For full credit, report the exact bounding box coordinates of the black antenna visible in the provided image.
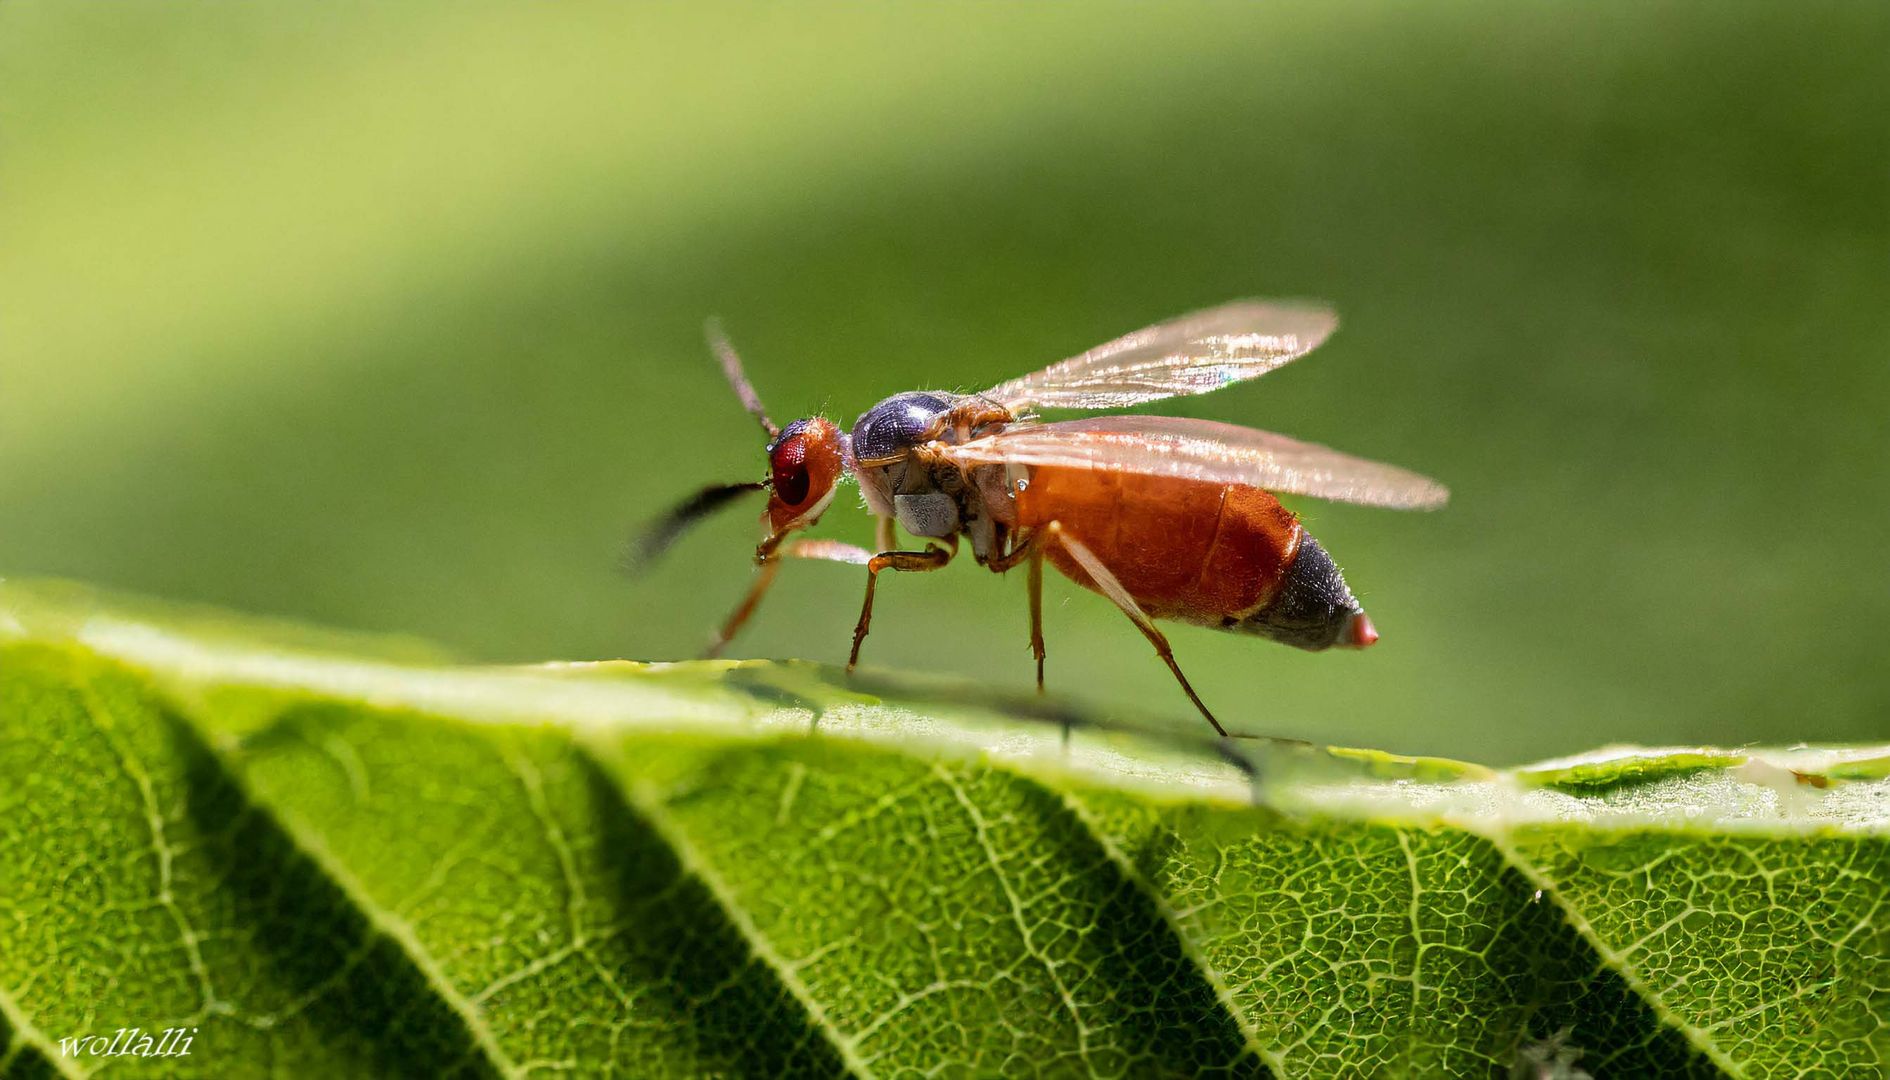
[622,480,767,573]
[705,318,780,439]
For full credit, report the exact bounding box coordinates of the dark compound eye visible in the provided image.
[770,438,811,506]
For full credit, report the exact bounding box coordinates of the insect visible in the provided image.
[632,300,1448,736]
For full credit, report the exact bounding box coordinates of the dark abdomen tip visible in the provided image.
[1238,534,1364,651]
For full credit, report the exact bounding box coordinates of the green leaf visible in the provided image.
[2,581,1886,1077]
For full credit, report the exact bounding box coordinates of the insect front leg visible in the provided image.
[846,538,956,671]
[705,539,873,658]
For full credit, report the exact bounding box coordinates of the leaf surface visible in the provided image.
[1,583,1885,1077]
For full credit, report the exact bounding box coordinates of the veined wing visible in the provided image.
[941,415,1449,510]
[979,300,1338,412]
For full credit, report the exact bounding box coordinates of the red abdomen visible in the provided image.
[1011,467,1304,628]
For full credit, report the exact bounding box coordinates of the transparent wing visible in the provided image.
[941,415,1449,510]
[980,300,1339,411]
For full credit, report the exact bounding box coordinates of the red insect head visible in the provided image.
[766,417,844,532]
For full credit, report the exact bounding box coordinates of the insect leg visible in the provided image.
[1028,538,1046,693]
[1041,521,1228,738]
[704,558,781,659]
[704,539,874,658]
[977,531,1049,694]
[847,541,955,671]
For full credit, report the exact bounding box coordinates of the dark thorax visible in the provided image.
[848,391,1015,562]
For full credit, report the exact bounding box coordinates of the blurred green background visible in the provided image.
[3,2,1885,763]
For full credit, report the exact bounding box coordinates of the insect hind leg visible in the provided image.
[1039,521,1229,738]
